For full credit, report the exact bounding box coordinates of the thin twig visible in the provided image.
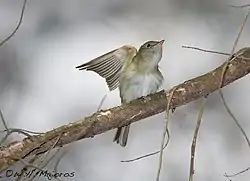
[0,128,38,145]
[0,0,27,48]
[188,98,206,181]
[39,133,62,165]
[219,91,250,147]
[219,8,250,149]
[121,137,170,162]
[0,109,9,133]
[156,87,177,181]
[182,46,230,56]
[97,94,107,111]
[229,4,250,8]
[0,0,28,146]
[182,46,250,60]
[224,167,250,178]
[0,128,42,135]
[0,109,11,145]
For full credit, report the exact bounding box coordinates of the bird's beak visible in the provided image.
[157,40,165,45]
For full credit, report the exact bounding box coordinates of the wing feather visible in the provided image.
[76,45,137,91]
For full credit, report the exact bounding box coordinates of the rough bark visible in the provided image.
[1,47,250,172]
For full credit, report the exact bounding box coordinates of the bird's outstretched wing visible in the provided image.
[76,45,137,91]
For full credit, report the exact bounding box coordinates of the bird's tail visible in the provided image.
[113,125,130,147]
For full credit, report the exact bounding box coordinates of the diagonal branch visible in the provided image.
[1,47,250,172]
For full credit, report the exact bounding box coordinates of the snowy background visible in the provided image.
[0,0,250,180]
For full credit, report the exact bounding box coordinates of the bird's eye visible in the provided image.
[146,43,151,48]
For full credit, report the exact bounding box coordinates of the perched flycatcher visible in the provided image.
[76,40,164,147]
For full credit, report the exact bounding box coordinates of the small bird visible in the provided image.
[76,40,164,147]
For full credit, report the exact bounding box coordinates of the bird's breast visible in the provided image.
[119,72,163,103]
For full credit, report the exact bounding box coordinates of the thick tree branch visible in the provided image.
[1,47,250,172]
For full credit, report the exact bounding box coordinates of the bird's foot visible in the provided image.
[141,96,150,102]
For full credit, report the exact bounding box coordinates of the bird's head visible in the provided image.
[138,40,164,65]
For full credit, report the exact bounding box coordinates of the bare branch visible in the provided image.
[0,109,10,145]
[1,47,250,172]
[188,98,206,181]
[182,46,230,56]
[224,167,250,178]
[121,133,170,162]
[97,94,107,111]
[0,110,36,146]
[0,128,42,135]
[0,110,9,134]
[156,87,177,181]
[220,91,250,147]
[0,0,27,48]
[229,4,250,8]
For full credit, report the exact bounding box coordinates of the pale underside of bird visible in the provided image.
[76,40,164,147]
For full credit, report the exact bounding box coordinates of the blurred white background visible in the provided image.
[0,0,250,180]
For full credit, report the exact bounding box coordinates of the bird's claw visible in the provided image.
[141,96,150,102]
